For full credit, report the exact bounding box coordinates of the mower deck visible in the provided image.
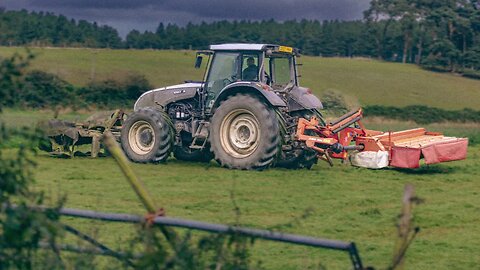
[357,128,469,168]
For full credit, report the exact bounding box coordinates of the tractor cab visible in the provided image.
[195,43,301,108]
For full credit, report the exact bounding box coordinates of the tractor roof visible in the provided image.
[209,43,299,55]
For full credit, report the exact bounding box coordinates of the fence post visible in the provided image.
[390,184,419,270]
[102,131,178,243]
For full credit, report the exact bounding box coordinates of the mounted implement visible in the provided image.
[296,108,468,169]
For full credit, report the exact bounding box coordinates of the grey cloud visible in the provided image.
[19,0,369,20]
[2,0,370,37]
[162,0,369,21]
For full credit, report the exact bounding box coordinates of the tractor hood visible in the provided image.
[134,82,203,111]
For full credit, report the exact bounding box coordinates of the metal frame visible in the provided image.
[7,204,364,269]
[61,207,364,270]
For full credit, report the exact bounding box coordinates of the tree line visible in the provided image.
[1,0,479,75]
[0,8,122,48]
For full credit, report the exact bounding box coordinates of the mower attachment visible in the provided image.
[295,108,468,169]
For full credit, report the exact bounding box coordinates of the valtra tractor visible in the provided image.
[41,43,468,169]
[118,43,468,170]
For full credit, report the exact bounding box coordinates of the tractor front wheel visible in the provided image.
[120,107,172,163]
[209,94,280,170]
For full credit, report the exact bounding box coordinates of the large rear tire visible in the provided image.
[120,107,172,163]
[209,94,280,170]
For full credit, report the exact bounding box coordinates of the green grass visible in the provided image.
[0,108,91,129]
[25,145,480,270]
[2,109,479,269]
[1,47,479,110]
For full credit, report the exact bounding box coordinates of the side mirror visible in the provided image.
[194,56,203,69]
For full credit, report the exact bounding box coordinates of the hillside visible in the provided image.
[1,47,479,110]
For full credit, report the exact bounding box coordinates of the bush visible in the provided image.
[0,54,64,268]
[80,79,126,107]
[0,52,34,108]
[22,70,75,110]
[461,69,480,80]
[124,73,151,100]
[320,89,359,116]
[79,73,151,107]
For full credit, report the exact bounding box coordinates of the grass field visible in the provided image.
[26,140,480,269]
[1,109,480,269]
[1,47,480,110]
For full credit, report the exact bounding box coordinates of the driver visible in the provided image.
[242,57,258,81]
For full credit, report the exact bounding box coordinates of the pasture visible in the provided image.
[2,109,480,269]
[29,139,480,269]
[1,47,480,110]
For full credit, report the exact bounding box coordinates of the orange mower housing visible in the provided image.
[295,108,468,169]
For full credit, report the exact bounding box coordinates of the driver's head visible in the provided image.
[247,57,255,67]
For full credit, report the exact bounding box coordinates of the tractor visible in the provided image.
[121,43,326,170]
[121,43,468,170]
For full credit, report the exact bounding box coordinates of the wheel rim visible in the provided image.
[219,109,260,158]
[128,120,155,155]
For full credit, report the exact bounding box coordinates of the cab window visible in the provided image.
[264,55,294,89]
[273,57,292,86]
[241,54,259,81]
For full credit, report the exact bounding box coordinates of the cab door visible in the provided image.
[205,52,240,108]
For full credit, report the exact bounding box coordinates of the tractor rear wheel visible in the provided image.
[120,107,172,163]
[209,94,280,170]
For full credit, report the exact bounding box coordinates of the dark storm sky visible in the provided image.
[2,0,371,37]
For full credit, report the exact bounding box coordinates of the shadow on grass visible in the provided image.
[166,158,219,170]
[389,164,457,175]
